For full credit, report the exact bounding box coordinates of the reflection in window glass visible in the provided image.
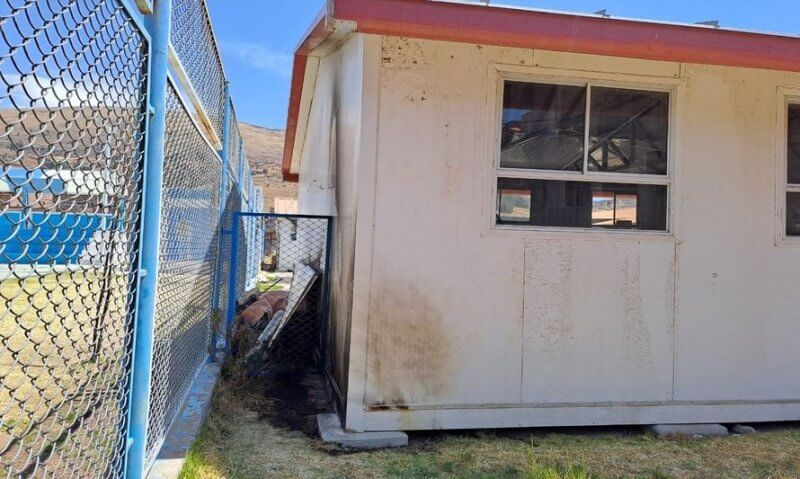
[789,105,800,184]
[787,193,800,236]
[497,187,531,223]
[589,87,669,175]
[501,82,586,171]
[496,178,667,231]
[591,192,638,228]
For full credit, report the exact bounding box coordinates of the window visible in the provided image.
[496,80,671,231]
[786,104,800,236]
[497,179,667,230]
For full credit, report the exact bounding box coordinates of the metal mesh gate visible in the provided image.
[227,214,332,370]
[0,0,148,477]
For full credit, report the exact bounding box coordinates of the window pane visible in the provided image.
[497,186,531,223]
[592,192,638,228]
[496,178,668,231]
[787,192,800,236]
[588,87,669,175]
[788,105,800,184]
[501,82,586,171]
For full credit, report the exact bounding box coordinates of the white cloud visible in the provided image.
[222,41,293,77]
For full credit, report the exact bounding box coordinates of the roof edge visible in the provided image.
[284,0,800,183]
[282,9,332,182]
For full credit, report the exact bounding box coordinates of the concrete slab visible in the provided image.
[648,423,729,437]
[148,362,221,479]
[317,413,408,449]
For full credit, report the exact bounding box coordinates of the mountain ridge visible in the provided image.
[240,122,296,210]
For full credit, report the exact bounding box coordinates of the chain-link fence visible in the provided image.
[144,80,222,467]
[227,101,243,183]
[0,0,148,476]
[217,177,239,325]
[244,192,263,292]
[0,0,263,478]
[170,0,226,140]
[227,214,332,372]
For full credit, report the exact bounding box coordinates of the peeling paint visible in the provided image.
[619,250,655,380]
[525,240,575,357]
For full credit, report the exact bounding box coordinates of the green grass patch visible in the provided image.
[256,272,289,292]
[180,370,800,479]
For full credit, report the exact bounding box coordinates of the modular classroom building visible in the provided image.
[283,0,800,433]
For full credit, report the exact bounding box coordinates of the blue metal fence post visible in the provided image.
[210,83,231,359]
[125,0,171,477]
[224,211,241,348]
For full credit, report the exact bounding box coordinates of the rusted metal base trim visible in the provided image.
[363,401,800,432]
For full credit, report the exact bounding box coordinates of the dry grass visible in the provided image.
[181,372,800,479]
[0,271,131,475]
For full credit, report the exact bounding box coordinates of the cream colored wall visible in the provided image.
[673,66,800,401]
[344,36,800,431]
[297,34,379,407]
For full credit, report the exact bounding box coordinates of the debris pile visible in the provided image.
[231,263,321,375]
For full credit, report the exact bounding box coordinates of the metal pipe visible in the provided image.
[224,211,241,355]
[125,0,171,476]
[210,82,232,360]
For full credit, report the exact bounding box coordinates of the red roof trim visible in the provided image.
[284,0,800,182]
[282,11,332,182]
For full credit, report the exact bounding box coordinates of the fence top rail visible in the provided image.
[166,74,224,166]
[167,45,223,149]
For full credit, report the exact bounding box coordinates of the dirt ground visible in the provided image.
[179,363,800,479]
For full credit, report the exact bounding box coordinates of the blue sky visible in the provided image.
[206,0,800,129]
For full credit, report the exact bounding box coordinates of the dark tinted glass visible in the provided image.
[788,105,800,184]
[588,87,669,175]
[787,193,800,236]
[501,82,586,171]
[497,178,668,231]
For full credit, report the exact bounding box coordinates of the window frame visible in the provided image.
[776,88,800,245]
[490,69,677,236]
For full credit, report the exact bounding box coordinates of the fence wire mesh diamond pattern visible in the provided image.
[218,178,239,321]
[144,82,222,467]
[170,0,226,139]
[227,101,242,182]
[0,0,148,476]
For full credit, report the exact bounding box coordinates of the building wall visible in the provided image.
[345,36,800,431]
[296,34,376,409]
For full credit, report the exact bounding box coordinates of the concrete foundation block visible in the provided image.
[648,423,729,437]
[317,413,408,449]
[732,424,758,435]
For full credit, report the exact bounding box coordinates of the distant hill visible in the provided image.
[239,123,297,210]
